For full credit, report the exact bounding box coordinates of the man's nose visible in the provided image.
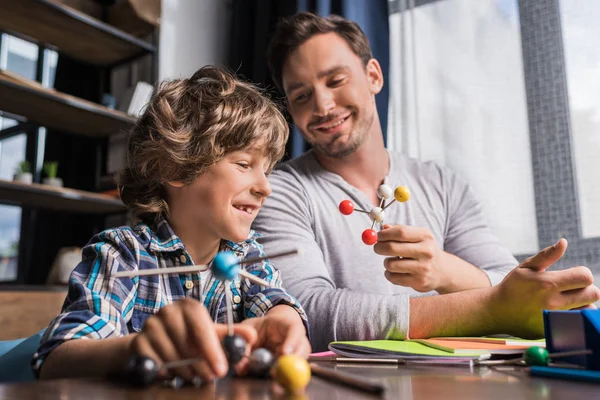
[313,90,335,117]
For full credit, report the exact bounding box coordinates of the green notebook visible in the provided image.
[329,340,491,361]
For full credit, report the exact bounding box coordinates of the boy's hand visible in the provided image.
[491,238,600,338]
[241,305,311,359]
[130,298,257,382]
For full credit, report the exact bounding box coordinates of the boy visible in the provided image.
[33,66,311,382]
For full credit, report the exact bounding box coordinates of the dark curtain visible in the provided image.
[229,0,390,159]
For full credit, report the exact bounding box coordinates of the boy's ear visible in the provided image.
[366,58,383,95]
[166,181,185,188]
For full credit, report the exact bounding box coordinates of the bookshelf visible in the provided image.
[0,0,156,66]
[0,0,158,284]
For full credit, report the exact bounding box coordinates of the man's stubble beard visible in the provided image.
[313,109,375,159]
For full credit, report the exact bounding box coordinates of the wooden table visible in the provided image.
[0,361,597,399]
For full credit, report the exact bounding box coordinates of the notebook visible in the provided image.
[427,337,545,346]
[414,338,545,355]
[328,340,491,362]
[328,337,545,361]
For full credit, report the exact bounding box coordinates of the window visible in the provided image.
[0,130,27,181]
[0,205,21,281]
[388,0,600,280]
[560,0,600,238]
[388,0,538,255]
[0,34,39,80]
[0,33,56,282]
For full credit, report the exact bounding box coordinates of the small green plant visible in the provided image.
[15,160,31,174]
[43,161,59,178]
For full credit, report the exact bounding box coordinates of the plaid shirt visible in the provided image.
[32,218,307,374]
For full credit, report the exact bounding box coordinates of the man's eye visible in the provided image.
[330,78,344,86]
[295,93,308,102]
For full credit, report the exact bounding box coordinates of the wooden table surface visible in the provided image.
[0,361,597,399]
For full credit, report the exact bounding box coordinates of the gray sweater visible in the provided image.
[253,150,518,351]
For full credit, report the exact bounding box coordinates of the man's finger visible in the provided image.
[384,270,416,287]
[374,240,422,258]
[546,266,594,291]
[383,257,421,274]
[519,238,568,271]
[377,224,431,244]
[559,285,600,310]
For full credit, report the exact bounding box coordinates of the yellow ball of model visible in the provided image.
[274,354,311,394]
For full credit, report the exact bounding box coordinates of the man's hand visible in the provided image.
[375,224,490,293]
[130,298,257,382]
[241,305,311,359]
[490,238,600,338]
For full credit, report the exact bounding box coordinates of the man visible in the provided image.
[252,12,599,351]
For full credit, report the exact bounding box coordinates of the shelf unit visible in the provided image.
[0,0,156,66]
[0,0,158,284]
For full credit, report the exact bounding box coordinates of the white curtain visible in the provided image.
[560,0,600,239]
[387,0,539,255]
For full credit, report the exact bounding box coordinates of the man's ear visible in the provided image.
[166,181,185,188]
[366,58,384,95]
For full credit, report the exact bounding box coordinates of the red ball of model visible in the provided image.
[339,200,354,215]
[361,229,378,245]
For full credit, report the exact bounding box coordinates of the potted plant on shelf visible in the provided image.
[13,160,32,184]
[42,161,63,187]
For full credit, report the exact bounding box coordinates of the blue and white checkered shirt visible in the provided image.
[32,217,307,374]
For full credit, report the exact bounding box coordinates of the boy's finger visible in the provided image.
[144,316,192,381]
[519,238,568,271]
[130,335,167,379]
[182,301,229,378]
[214,323,258,346]
[280,323,306,357]
[298,339,312,358]
[157,306,198,380]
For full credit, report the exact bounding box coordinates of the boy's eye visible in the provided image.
[236,162,250,169]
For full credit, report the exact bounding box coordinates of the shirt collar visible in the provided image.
[139,215,260,256]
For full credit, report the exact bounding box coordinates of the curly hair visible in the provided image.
[117,65,289,225]
[267,12,373,94]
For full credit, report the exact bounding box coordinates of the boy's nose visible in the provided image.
[252,172,271,198]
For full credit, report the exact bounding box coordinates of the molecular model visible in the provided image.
[115,249,311,394]
[339,184,410,245]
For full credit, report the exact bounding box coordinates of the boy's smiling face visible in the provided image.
[166,146,272,245]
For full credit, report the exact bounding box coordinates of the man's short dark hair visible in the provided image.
[267,12,373,94]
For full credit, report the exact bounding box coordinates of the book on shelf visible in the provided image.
[119,81,154,117]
